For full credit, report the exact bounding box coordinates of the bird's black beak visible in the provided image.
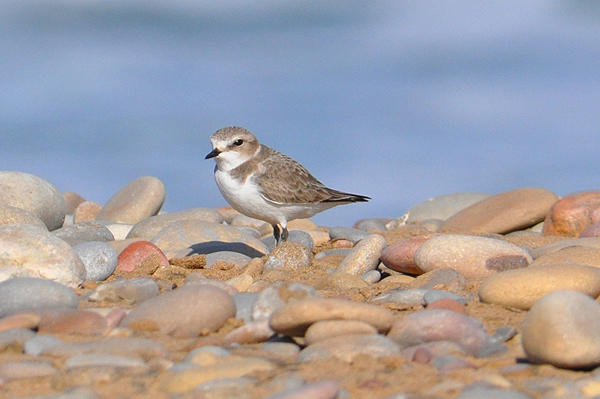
[205,148,221,159]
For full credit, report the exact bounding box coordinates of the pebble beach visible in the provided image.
[3,171,600,398]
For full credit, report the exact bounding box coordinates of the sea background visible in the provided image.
[2,0,599,227]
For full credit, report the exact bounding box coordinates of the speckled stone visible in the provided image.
[73,201,103,223]
[96,176,166,224]
[120,284,235,338]
[0,171,67,231]
[522,290,600,369]
[53,221,115,246]
[479,263,600,310]
[73,241,118,281]
[264,241,312,271]
[414,234,532,278]
[543,191,600,237]
[0,224,86,287]
[441,187,559,234]
[0,204,47,229]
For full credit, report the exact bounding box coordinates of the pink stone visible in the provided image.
[543,191,600,237]
[73,201,102,223]
[580,221,600,238]
[117,241,169,272]
[426,298,467,315]
[380,234,440,275]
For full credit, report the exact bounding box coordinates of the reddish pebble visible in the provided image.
[580,221,600,237]
[38,309,107,335]
[333,239,354,249]
[412,347,432,364]
[117,241,169,272]
[105,308,128,328]
[379,234,440,275]
[73,200,103,223]
[426,298,467,315]
[543,191,600,237]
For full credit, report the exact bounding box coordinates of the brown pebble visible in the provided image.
[0,313,41,332]
[426,298,467,315]
[38,309,107,335]
[412,348,433,364]
[543,191,600,237]
[73,200,102,223]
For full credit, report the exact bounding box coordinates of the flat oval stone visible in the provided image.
[380,234,440,275]
[269,297,395,336]
[304,320,378,345]
[0,277,79,318]
[96,176,166,224]
[0,204,47,229]
[543,191,600,237]
[73,241,118,281]
[0,171,67,231]
[53,221,115,246]
[337,234,387,275]
[88,278,160,304]
[64,354,147,370]
[297,334,401,363]
[414,234,532,278]
[206,251,251,269]
[314,272,369,290]
[120,285,235,338]
[0,360,58,381]
[38,309,107,335]
[40,337,169,360]
[252,282,321,322]
[387,309,490,355]
[126,207,223,239]
[530,245,600,268]
[522,290,600,369]
[0,224,86,287]
[479,263,600,310]
[151,219,267,258]
[329,226,370,244]
[404,192,491,223]
[441,187,559,234]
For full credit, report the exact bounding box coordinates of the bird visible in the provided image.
[205,126,370,244]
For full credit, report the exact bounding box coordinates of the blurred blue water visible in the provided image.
[1,0,599,226]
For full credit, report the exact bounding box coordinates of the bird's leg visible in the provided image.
[272,224,281,244]
[280,226,289,242]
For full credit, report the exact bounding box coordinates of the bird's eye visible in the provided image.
[233,139,243,146]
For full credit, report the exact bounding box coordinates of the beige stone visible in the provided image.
[304,320,378,345]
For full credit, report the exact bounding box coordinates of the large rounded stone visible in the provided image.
[414,234,532,278]
[442,187,559,234]
[0,277,79,318]
[269,297,395,336]
[380,234,440,275]
[0,171,66,231]
[543,191,600,237]
[96,176,166,224]
[0,224,86,287]
[264,242,312,271]
[404,192,491,223]
[0,204,47,229]
[73,241,118,281]
[126,207,224,239]
[120,285,235,338]
[522,290,600,369]
[530,246,600,268]
[479,263,600,310]
[151,219,267,258]
[52,221,114,246]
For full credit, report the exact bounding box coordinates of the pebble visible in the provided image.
[478,263,600,310]
[522,290,600,369]
[403,192,491,223]
[0,171,67,231]
[542,191,600,237]
[206,251,251,268]
[37,309,107,335]
[126,207,223,239]
[380,234,440,275]
[63,191,86,214]
[252,282,321,322]
[116,240,169,272]
[412,268,467,292]
[73,241,118,281]
[0,328,36,351]
[354,218,390,233]
[441,187,559,234]
[426,298,467,314]
[264,381,340,399]
[151,219,267,258]
[40,337,169,360]
[414,234,532,278]
[329,226,370,244]
[0,312,41,332]
[371,288,429,309]
[304,320,378,345]
[314,272,369,290]
[64,354,147,371]
[361,269,381,284]
[529,236,600,259]
[314,248,352,259]
[232,292,258,322]
[73,200,102,223]
[53,221,115,246]
[0,277,79,317]
[387,309,492,356]
[0,224,87,287]
[264,241,313,271]
[87,278,159,304]
[456,387,533,399]
[337,234,386,275]
[231,214,273,236]
[120,284,236,338]
[223,319,275,345]
[96,176,166,224]
[530,245,600,268]
[287,229,314,250]
[226,274,254,291]
[580,221,600,237]
[423,290,470,305]
[102,222,133,240]
[24,335,64,356]
[269,297,395,336]
[0,203,48,229]
[0,360,58,381]
[297,334,401,362]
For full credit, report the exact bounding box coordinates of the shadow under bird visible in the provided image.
[205,126,370,244]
